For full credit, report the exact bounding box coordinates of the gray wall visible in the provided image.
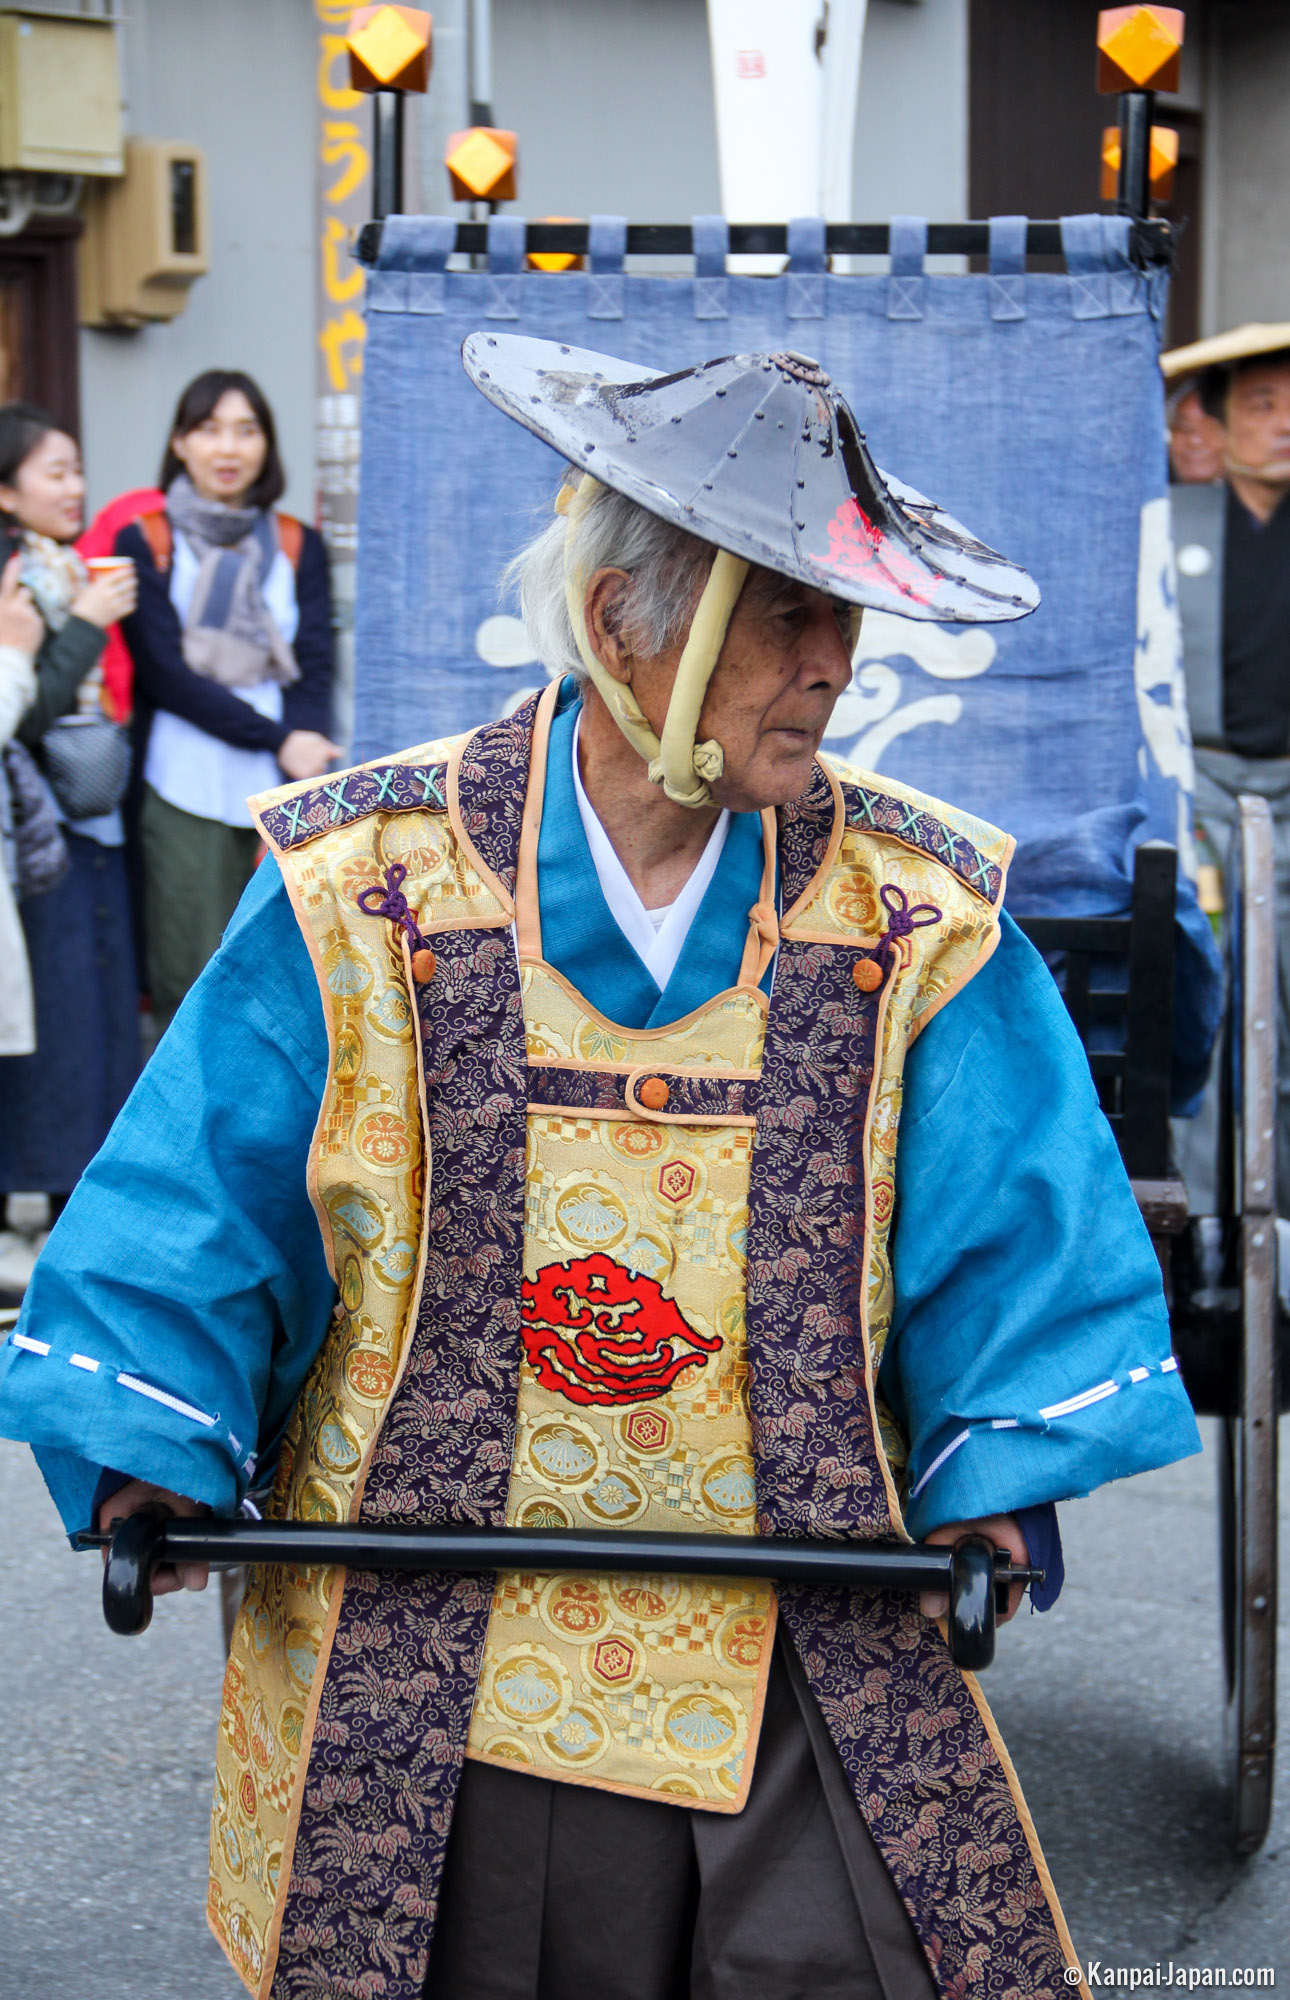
[853,0,967,239]
[1204,0,1290,330]
[484,0,966,242]
[490,0,720,224]
[78,0,317,518]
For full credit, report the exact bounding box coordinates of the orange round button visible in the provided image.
[411,948,437,984]
[852,957,883,993]
[638,1077,670,1110]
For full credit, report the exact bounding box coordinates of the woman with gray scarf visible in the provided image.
[116,370,339,1026]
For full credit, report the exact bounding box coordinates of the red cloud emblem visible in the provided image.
[815,498,947,607]
[521,1252,721,1408]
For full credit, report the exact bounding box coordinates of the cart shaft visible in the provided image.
[84,1513,1041,1671]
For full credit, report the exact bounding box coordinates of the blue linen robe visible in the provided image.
[0,703,1200,1556]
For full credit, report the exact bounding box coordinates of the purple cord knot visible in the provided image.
[357,863,430,953]
[879,882,942,961]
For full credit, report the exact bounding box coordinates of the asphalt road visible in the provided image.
[0,1421,1284,1998]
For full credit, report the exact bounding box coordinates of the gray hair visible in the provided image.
[500,474,712,681]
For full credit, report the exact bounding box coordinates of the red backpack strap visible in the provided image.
[136,508,172,574]
[275,512,304,571]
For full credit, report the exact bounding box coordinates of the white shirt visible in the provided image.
[144,532,299,828]
[570,711,729,991]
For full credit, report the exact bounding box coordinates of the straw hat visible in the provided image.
[1161,322,1290,380]
[463,332,1037,808]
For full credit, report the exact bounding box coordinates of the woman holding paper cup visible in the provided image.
[0,402,141,1234]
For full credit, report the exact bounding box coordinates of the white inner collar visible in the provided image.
[571,710,730,991]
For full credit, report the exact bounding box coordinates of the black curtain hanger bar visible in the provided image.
[356,217,1171,267]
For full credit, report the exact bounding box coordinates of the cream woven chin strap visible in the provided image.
[559,475,750,810]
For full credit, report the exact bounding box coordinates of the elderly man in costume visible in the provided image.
[0,338,1198,2000]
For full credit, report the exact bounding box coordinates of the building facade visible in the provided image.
[0,0,1281,740]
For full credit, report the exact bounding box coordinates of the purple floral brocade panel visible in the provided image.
[450,698,539,896]
[744,756,888,1537]
[752,771,1067,1997]
[268,716,534,2000]
[744,927,889,1538]
[776,1590,1071,1997]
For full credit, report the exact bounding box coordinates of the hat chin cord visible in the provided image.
[560,476,750,810]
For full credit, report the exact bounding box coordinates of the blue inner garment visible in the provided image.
[536,682,771,1029]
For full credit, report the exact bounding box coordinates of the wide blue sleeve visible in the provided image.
[883,912,1201,1539]
[0,856,334,1534]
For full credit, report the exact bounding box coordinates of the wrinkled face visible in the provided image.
[1169,390,1225,485]
[171,389,268,505]
[0,429,84,541]
[1224,358,1290,481]
[632,565,855,813]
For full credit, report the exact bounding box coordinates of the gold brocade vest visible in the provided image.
[202,689,1087,2000]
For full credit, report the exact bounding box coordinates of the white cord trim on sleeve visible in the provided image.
[908,1426,971,1500]
[2,1326,256,1473]
[1038,1379,1120,1422]
[908,1357,1180,1504]
[115,1373,218,1428]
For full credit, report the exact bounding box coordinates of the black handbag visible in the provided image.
[39,713,131,820]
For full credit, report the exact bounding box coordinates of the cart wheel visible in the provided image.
[1220,795,1279,1854]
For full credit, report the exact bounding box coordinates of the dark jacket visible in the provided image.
[16,616,107,744]
[114,512,335,774]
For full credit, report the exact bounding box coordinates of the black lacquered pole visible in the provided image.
[1117,89,1154,220]
[84,1512,1041,1670]
[371,91,405,221]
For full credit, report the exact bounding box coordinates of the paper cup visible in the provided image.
[86,556,135,579]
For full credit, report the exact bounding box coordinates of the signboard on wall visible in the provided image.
[313,0,372,745]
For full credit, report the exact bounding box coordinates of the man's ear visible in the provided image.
[584,567,634,686]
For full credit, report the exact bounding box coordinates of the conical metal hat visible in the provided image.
[462,331,1038,625]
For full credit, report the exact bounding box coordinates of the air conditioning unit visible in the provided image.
[79,137,208,328]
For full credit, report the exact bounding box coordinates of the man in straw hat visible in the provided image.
[1163,322,1290,1214]
[0,337,1198,1999]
